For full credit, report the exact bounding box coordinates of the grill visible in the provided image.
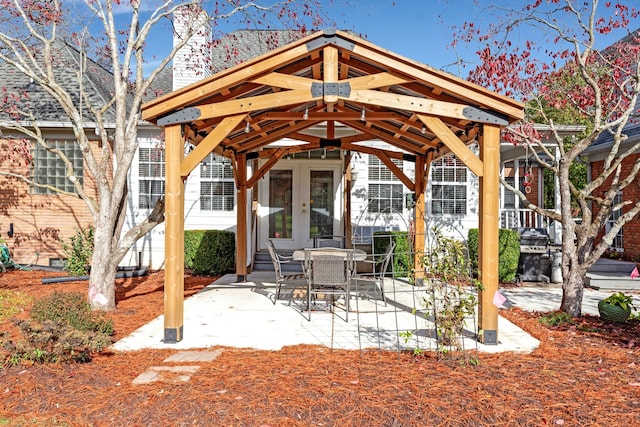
[517,228,550,282]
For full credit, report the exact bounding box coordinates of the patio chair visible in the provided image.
[313,235,346,248]
[266,239,302,304]
[304,249,353,321]
[355,241,395,305]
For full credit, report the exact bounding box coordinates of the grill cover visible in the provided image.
[517,228,549,248]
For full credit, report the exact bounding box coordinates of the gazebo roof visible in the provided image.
[150,28,524,346]
[142,29,523,164]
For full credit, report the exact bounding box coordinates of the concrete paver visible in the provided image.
[163,350,223,363]
[132,366,200,385]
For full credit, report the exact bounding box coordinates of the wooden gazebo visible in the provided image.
[141,29,524,345]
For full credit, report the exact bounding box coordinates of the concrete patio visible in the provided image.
[113,271,608,355]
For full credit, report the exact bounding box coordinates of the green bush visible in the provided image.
[184,230,235,275]
[467,228,520,282]
[373,231,411,276]
[1,291,113,365]
[31,291,113,335]
[60,225,94,275]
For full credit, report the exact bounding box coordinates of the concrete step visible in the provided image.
[253,250,303,273]
[583,258,640,291]
[585,272,640,291]
[589,258,638,274]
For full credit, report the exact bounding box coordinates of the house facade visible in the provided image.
[1,24,554,271]
[125,26,564,271]
[586,122,640,261]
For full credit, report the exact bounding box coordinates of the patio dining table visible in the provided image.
[291,247,368,262]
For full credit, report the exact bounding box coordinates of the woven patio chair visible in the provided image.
[266,239,303,304]
[304,249,354,321]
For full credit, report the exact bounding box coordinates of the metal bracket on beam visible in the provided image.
[311,82,351,98]
[462,107,508,126]
[157,107,202,126]
[306,29,355,52]
[402,153,417,162]
[319,138,341,148]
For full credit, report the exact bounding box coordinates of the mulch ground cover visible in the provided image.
[1,269,640,426]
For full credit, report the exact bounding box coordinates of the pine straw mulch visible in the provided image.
[1,270,640,426]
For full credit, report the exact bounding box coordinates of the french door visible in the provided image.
[260,161,342,250]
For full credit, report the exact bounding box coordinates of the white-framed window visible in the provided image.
[200,153,235,211]
[606,192,624,250]
[138,147,165,209]
[431,155,467,215]
[503,176,525,209]
[31,141,83,194]
[367,154,403,214]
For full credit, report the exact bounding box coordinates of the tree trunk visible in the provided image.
[559,261,588,317]
[87,216,121,311]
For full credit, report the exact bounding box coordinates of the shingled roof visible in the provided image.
[587,28,640,153]
[0,41,118,124]
[210,29,311,72]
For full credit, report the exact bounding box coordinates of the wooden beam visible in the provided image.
[342,142,408,160]
[251,73,320,90]
[246,147,287,188]
[418,114,484,177]
[194,89,315,121]
[344,72,410,90]
[180,114,246,177]
[236,153,248,281]
[342,120,427,155]
[323,46,339,105]
[376,150,415,191]
[348,89,500,124]
[164,124,185,343]
[349,43,524,120]
[259,111,405,121]
[478,124,501,345]
[233,120,323,154]
[142,42,313,120]
[365,117,437,150]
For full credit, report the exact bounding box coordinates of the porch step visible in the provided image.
[253,250,303,273]
[585,273,640,291]
[584,259,640,291]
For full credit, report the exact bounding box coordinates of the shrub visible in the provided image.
[539,311,575,327]
[373,231,411,276]
[184,230,235,275]
[1,291,113,365]
[30,291,113,335]
[60,225,94,275]
[421,230,476,353]
[467,228,520,282]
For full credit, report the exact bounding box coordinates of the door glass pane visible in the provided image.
[309,170,334,238]
[269,170,293,238]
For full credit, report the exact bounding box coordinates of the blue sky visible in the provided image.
[121,0,640,78]
[326,0,489,74]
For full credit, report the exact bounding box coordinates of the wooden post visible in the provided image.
[236,153,248,281]
[478,124,500,344]
[164,124,185,343]
[413,154,427,285]
[344,152,353,248]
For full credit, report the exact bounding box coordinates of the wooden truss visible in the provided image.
[142,29,524,345]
